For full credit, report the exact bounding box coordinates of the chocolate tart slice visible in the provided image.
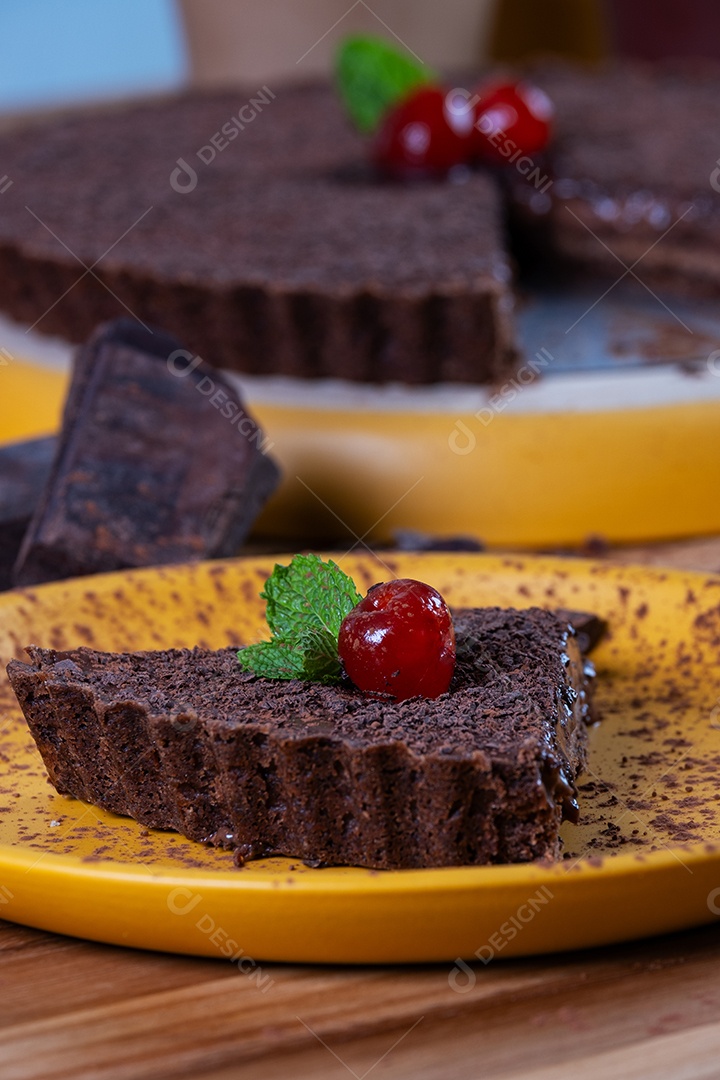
[0,84,518,385]
[12,319,280,587]
[510,62,720,297]
[7,607,594,870]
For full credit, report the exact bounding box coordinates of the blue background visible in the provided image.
[0,0,188,111]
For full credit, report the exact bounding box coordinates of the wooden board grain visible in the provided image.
[2,918,720,1080]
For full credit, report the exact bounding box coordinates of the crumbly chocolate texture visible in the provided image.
[0,438,54,590]
[510,62,720,294]
[0,85,517,384]
[12,319,280,586]
[7,607,594,869]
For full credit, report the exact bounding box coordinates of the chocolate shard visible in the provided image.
[391,529,485,553]
[0,437,56,590]
[555,609,608,655]
[7,607,595,869]
[12,319,280,587]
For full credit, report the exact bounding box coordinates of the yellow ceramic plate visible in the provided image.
[1,552,720,964]
[5,355,720,548]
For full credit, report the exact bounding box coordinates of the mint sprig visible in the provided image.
[336,35,435,134]
[238,554,362,684]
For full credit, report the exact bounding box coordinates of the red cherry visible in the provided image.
[338,578,456,701]
[372,86,475,178]
[471,80,553,163]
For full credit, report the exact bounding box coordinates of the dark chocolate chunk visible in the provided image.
[7,607,595,869]
[391,529,485,553]
[555,609,608,654]
[0,437,55,590]
[13,319,280,586]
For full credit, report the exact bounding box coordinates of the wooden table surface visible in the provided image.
[3,536,720,1080]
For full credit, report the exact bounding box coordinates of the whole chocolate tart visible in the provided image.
[7,607,594,870]
[2,65,720,383]
[0,84,517,385]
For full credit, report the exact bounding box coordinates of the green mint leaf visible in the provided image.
[335,34,435,134]
[294,626,346,683]
[261,554,362,642]
[239,555,363,683]
[238,640,307,681]
[238,629,344,685]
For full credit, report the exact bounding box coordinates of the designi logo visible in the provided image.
[170,158,198,194]
[711,158,720,194]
